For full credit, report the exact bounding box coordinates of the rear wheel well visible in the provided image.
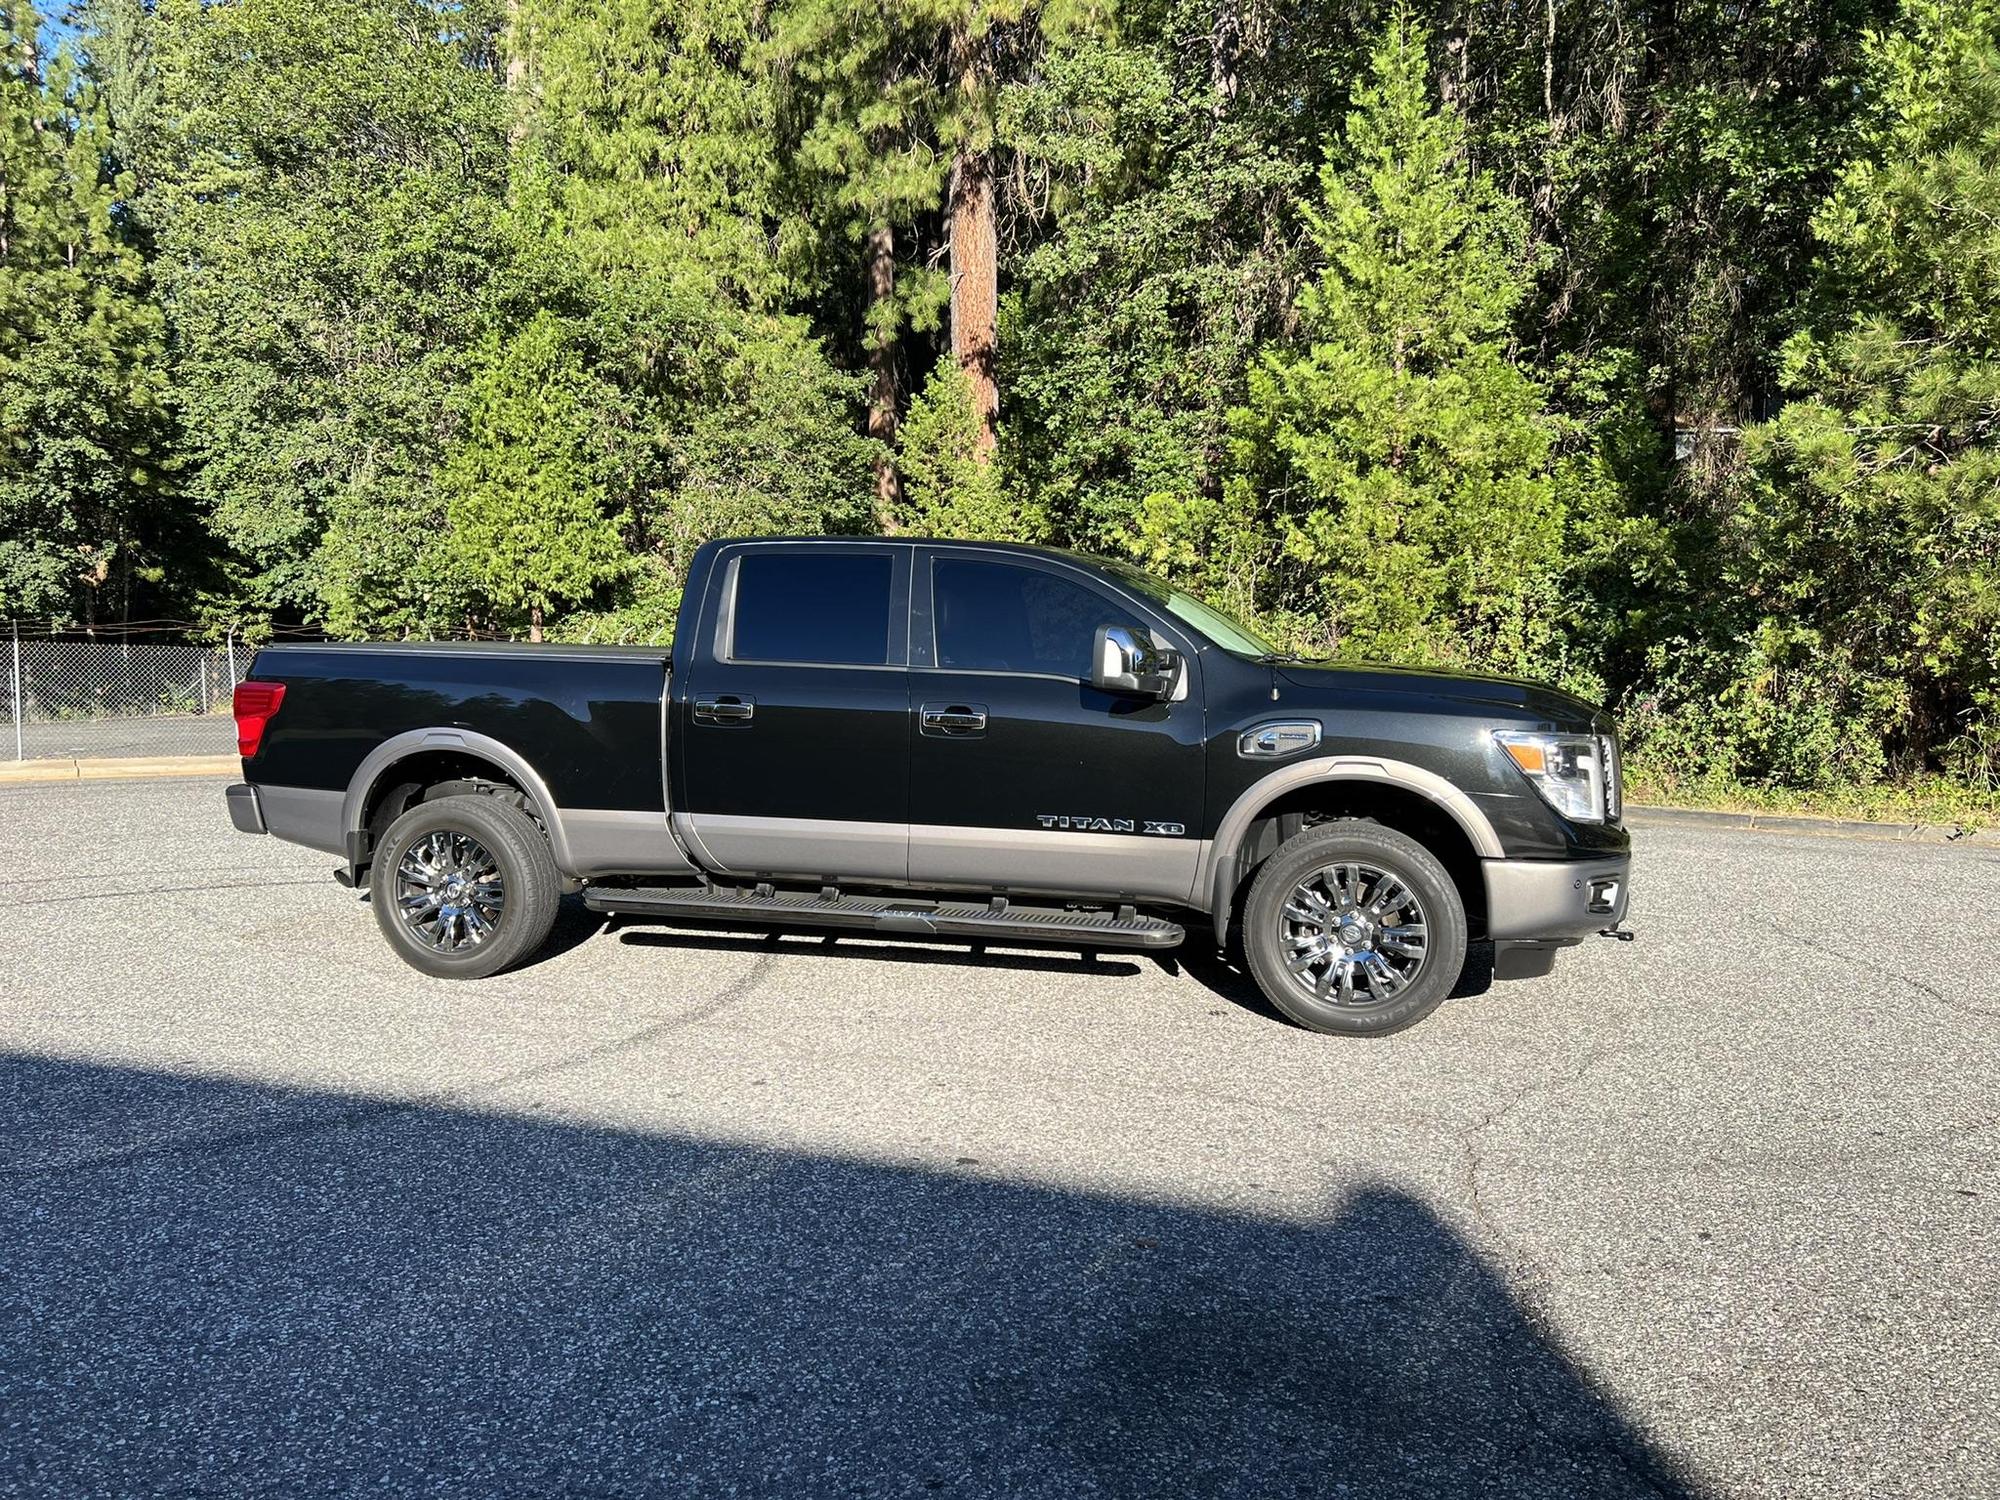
[359,751,544,868]
[1222,782,1487,941]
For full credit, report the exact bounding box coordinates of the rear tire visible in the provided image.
[1242,820,1467,1036]
[371,793,559,979]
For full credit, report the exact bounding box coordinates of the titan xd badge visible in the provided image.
[1036,815,1186,836]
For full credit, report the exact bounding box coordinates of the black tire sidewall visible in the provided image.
[370,794,559,980]
[1242,822,1468,1037]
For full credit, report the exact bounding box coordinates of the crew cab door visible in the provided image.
[674,542,911,882]
[907,549,1205,904]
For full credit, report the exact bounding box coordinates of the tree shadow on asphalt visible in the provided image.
[0,1054,1698,1498]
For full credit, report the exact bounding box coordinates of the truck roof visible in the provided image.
[715,534,1147,580]
[256,641,671,661]
[723,534,1105,560]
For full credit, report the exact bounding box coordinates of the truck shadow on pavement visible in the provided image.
[613,915,1494,1027]
[2,1054,1697,1499]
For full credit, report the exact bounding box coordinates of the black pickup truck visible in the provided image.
[225,537,1631,1035]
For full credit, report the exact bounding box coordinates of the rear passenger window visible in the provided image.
[729,551,894,666]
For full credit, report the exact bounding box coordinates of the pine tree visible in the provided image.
[0,2,168,627]
[895,358,1039,538]
[1732,0,2000,781]
[765,0,1105,508]
[1205,10,1585,674]
[764,0,954,525]
[492,0,877,632]
[443,313,627,640]
[1001,0,1343,555]
[148,0,513,636]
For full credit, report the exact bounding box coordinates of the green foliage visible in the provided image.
[1188,13,1586,679]
[896,360,1036,539]
[1001,0,1340,551]
[1628,0,2000,787]
[494,0,879,590]
[0,4,171,624]
[443,312,628,634]
[147,0,511,635]
[4,0,1998,798]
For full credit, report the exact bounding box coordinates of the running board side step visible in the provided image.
[581,883,1186,951]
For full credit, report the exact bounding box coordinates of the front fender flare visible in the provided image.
[1196,756,1504,942]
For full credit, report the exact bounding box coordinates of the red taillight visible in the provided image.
[233,681,286,758]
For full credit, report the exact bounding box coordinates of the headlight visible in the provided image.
[1494,731,1609,823]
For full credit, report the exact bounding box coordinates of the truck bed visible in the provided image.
[243,643,671,813]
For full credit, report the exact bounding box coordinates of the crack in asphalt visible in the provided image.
[1764,920,2000,1024]
[11,878,333,906]
[466,952,778,1100]
[0,954,776,1180]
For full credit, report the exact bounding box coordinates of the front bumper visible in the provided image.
[1483,854,1630,943]
[225,782,266,835]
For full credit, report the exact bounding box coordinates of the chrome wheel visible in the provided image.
[394,829,504,953]
[1278,861,1429,1007]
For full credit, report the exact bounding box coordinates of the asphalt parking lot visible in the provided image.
[1,779,1993,1498]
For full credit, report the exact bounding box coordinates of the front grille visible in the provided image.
[1602,733,1623,821]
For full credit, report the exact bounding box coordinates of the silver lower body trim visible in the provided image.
[257,784,346,855]
[557,807,696,879]
[911,824,1203,904]
[666,816,1205,903]
[1483,855,1631,941]
[681,813,909,883]
[225,783,266,836]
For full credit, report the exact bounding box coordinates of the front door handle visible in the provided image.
[694,695,755,726]
[920,703,988,737]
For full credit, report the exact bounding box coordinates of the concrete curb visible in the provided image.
[0,754,239,786]
[1625,803,2000,846]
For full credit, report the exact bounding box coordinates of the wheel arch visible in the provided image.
[1200,757,1502,944]
[343,729,573,874]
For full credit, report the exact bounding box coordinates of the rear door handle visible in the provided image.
[920,703,988,736]
[694,695,755,725]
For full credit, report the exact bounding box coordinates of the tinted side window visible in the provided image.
[933,560,1146,677]
[731,552,894,666]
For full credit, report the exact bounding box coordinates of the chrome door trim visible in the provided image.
[918,703,989,737]
[693,695,756,725]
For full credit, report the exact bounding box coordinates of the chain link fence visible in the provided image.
[4,632,248,761]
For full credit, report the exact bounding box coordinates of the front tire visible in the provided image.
[1242,821,1467,1037]
[371,793,559,979]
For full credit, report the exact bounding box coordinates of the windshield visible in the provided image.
[1102,562,1277,656]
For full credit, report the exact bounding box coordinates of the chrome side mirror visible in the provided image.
[1091,624,1182,700]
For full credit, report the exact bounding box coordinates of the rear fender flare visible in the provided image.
[342,728,573,874]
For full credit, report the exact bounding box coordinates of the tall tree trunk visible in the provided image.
[1543,0,1558,132]
[1208,0,1241,121]
[865,221,902,529]
[504,0,529,141]
[948,27,998,458]
[529,603,544,643]
[949,154,998,456]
